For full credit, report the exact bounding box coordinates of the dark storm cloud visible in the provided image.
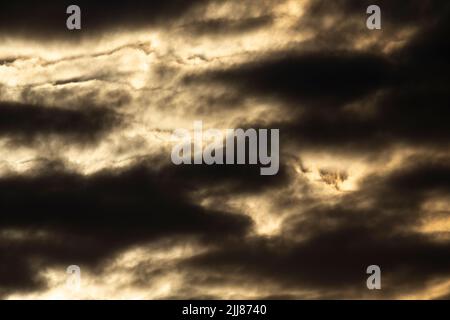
[20,86,132,110]
[275,86,450,152]
[185,3,450,152]
[306,0,449,27]
[184,50,393,107]
[291,1,449,52]
[181,15,273,36]
[184,226,450,298]
[0,238,47,295]
[183,157,450,298]
[0,160,253,296]
[0,0,209,40]
[168,159,290,195]
[0,102,121,145]
[178,2,450,298]
[183,50,393,152]
[396,9,450,65]
[294,7,449,151]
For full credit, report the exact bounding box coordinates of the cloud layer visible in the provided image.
[0,0,449,299]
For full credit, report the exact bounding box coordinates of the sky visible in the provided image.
[0,0,449,299]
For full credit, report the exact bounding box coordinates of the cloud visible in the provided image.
[0,159,253,296]
[1,0,449,299]
[181,15,274,36]
[184,50,393,107]
[0,102,121,145]
[182,5,450,153]
[0,0,209,40]
[182,157,450,298]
